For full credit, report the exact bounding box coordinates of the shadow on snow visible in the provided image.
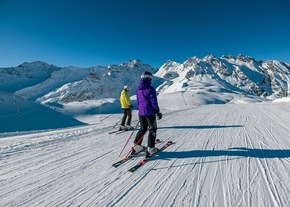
[158,147,290,159]
[158,125,243,130]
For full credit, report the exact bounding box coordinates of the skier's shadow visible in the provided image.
[157,147,290,159]
[158,125,243,130]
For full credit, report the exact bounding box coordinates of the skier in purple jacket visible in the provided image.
[132,71,162,157]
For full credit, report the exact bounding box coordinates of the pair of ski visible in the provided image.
[112,141,173,172]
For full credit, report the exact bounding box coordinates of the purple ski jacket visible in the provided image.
[136,79,160,116]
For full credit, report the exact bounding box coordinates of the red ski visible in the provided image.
[128,141,173,172]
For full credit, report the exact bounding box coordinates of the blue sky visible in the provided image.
[1,0,290,68]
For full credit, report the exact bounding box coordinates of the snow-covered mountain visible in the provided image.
[1,54,290,120]
[1,60,157,116]
[36,60,157,115]
[14,65,108,101]
[156,54,290,99]
[2,55,289,102]
[0,61,61,92]
[37,60,156,104]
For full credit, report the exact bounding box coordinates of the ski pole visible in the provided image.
[119,121,139,157]
[124,122,155,158]
[100,108,122,122]
[113,117,123,129]
[124,131,146,158]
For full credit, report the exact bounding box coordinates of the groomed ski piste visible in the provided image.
[1,94,290,206]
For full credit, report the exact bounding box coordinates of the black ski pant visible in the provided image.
[120,108,132,126]
[134,115,157,148]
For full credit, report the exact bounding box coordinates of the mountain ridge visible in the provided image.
[1,54,290,117]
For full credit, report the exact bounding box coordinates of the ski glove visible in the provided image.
[156,112,162,120]
[130,105,134,109]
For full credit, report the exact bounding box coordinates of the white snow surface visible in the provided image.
[1,57,290,206]
[1,96,290,206]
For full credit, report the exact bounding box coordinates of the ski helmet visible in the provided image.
[124,85,131,90]
[141,71,153,81]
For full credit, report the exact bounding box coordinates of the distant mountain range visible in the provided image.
[156,54,290,98]
[1,54,290,116]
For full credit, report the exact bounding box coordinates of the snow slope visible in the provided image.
[0,92,86,133]
[1,97,290,206]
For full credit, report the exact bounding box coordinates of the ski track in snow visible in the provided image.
[1,102,290,206]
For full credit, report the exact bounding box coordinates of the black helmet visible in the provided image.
[141,71,153,81]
